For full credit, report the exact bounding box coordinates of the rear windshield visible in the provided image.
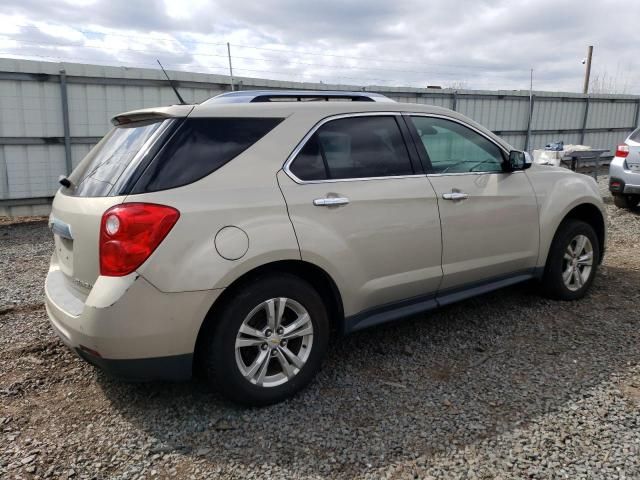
[67,119,168,197]
[629,128,640,143]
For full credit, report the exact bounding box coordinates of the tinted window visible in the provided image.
[630,128,640,143]
[68,119,167,197]
[131,117,283,193]
[290,116,413,180]
[411,117,504,174]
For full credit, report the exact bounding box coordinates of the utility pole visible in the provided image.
[227,42,235,91]
[525,68,534,152]
[583,45,593,95]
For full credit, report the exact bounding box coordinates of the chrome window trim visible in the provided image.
[282,112,423,185]
[427,170,524,177]
[407,113,512,177]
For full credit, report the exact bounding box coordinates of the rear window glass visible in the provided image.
[629,128,640,143]
[289,116,413,181]
[68,119,167,197]
[130,117,283,193]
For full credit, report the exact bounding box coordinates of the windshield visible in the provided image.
[66,119,170,197]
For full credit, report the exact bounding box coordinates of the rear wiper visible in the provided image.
[58,175,73,188]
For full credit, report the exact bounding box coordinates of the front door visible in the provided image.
[278,114,442,318]
[408,115,539,292]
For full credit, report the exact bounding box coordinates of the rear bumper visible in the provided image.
[45,265,222,381]
[75,348,193,381]
[609,157,640,194]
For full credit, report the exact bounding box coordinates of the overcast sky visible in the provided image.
[0,0,638,93]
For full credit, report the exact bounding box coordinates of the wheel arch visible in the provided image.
[545,202,606,267]
[192,259,345,375]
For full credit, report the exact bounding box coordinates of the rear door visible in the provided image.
[407,115,539,293]
[278,113,442,320]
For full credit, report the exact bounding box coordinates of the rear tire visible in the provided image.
[541,219,599,300]
[613,194,640,209]
[202,273,329,406]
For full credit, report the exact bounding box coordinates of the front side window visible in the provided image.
[411,117,505,174]
[289,116,413,181]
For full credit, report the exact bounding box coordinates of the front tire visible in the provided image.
[542,219,600,300]
[202,274,329,406]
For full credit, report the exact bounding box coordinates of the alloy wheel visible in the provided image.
[234,298,314,388]
[562,234,594,291]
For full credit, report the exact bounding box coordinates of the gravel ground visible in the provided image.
[1,175,639,479]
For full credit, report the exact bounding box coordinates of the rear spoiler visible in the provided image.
[111,105,194,126]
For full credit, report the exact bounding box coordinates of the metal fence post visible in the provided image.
[635,98,640,128]
[0,149,8,200]
[59,69,72,175]
[452,91,458,111]
[580,96,590,145]
[524,95,535,152]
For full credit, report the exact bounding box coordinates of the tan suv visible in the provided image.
[45,90,606,405]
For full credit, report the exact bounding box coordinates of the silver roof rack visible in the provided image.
[202,90,395,105]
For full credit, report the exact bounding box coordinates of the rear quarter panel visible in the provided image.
[525,165,606,267]
[127,114,317,293]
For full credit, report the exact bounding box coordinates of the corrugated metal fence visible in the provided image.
[1,58,639,214]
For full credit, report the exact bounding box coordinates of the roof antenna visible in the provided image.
[157,59,186,105]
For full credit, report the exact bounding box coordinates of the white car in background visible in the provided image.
[609,127,640,209]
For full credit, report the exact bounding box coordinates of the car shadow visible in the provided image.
[96,264,640,477]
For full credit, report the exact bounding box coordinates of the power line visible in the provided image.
[0,50,413,86]
[230,43,504,71]
[1,36,520,82]
[2,22,517,72]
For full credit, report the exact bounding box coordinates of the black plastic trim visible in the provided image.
[344,269,536,334]
[396,115,425,174]
[401,113,434,173]
[76,349,193,381]
[436,271,533,307]
[346,294,438,334]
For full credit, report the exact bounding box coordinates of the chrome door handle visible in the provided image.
[442,192,469,201]
[313,197,350,207]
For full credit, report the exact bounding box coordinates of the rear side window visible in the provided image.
[289,116,413,181]
[131,117,283,193]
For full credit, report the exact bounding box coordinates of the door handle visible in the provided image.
[442,192,469,201]
[313,197,350,207]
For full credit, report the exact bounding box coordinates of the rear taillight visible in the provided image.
[615,144,629,158]
[100,203,180,277]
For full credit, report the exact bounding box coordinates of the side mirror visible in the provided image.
[506,150,532,171]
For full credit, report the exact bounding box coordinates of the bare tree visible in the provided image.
[446,80,469,90]
[589,71,631,94]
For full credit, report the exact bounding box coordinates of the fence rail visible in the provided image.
[0,58,639,211]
